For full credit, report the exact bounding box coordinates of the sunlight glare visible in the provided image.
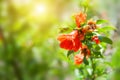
[32,4,47,16]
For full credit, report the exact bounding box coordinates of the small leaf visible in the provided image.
[86,32,94,37]
[59,27,72,33]
[83,56,89,65]
[81,0,89,8]
[98,36,113,44]
[80,23,86,27]
[95,51,103,58]
[98,26,116,32]
[104,62,113,67]
[96,19,108,24]
[95,46,101,50]
[92,49,103,58]
[67,50,74,57]
[101,26,116,30]
[86,41,93,49]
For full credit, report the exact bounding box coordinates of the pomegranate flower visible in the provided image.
[74,54,84,65]
[57,30,82,52]
[75,12,86,28]
[74,45,90,65]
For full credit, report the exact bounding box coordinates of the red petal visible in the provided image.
[96,39,100,44]
[74,54,84,65]
[75,15,81,27]
[60,39,73,50]
[92,36,100,44]
[57,34,71,42]
[72,38,82,52]
[57,30,82,51]
[70,30,79,39]
[75,12,87,28]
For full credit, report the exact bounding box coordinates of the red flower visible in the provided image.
[74,45,90,65]
[57,30,82,52]
[75,12,86,28]
[92,36,100,44]
[74,53,84,65]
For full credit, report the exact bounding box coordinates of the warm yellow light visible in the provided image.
[32,4,47,16]
[12,0,31,5]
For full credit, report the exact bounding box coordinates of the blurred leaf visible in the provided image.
[80,0,89,8]
[104,61,113,68]
[86,32,94,37]
[94,51,103,58]
[95,45,101,51]
[112,40,120,68]
[98,26,116,32]
[101,26,116,30]
[86,41,94,49]
[68,21,76,29]
[98,36,113,44]
[59,27,72,33]
[81,23,86,27]
[97,26,115,36]
[96,20,108,24]
[83,56,89,65]
[67,50,74,57]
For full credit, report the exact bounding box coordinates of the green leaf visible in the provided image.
[96,20,108,24]
[95,45,101,51]
[101,26,116,30]
[83,56,89,65]
[92,49,103,58]
[81,0,89,8]
[97,26,115,36]
[80,23,86,27]
[98,26,116,32]
[86,41,94,49]
[104,62,113,67]
[59,27,72,33]
[94,51,103,58]
[67,50,74,57]
[98,36,113,44]
[68,21,76,29]
[86,32,94,36]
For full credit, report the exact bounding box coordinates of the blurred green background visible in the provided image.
[0,0,120,80]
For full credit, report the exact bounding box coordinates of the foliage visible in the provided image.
[57,9,115,79]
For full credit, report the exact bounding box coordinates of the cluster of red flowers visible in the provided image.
[57,12,100,65]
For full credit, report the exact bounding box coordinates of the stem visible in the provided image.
[91,57,96,80]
